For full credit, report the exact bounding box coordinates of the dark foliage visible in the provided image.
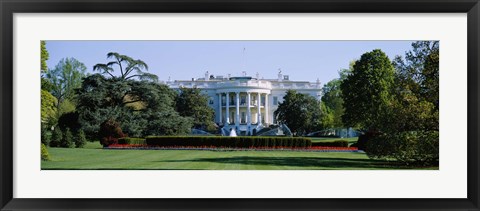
[311,140,349,147]
[99,119,125,147]
[145,136,312,148]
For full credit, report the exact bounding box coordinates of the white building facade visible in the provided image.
[167,71,322,135]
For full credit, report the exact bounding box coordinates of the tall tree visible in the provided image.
[341,49,396,131]
[93,52,158,81]
[76,74,192,138]
[393,41,439,109]
[41,90,57,125]
[41,41,49,73]
[45,57,86,106]
[175,87,216,131]
[321,62,354,128]
[274,90,323,136]
[40,41,53,91]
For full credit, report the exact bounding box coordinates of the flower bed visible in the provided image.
[105,144,360,152]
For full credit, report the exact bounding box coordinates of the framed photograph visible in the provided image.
[1,0,479,210]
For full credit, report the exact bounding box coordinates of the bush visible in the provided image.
[75,130,87,148]
[57,112,81,133]
[366,131,439,166]
[61,128,75,148]
[41,126,51,146]
[50,127,63,147]
[145,136,312,148]
[118,137,146,145]
[355,131,380,151]
[41,143,51,161]
[311,140,349,147]
[99,119,125,147]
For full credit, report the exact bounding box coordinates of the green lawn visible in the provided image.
[42,141,437,170]
[309,137,358,144]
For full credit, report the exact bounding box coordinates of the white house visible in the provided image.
[166,71,322,135]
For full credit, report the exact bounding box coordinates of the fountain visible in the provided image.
[254,124,293,137]
[229,128,237,137]
[191,128,213,136]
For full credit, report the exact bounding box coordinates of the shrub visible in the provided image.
[144,136,312,148]
[99,119,125,147]
[75,130,87,148]
[118,137,146,145]
[366,131,439,166]
[311,140,349,147]
[57,112,81,133]
[41,126,51,146]
[41,143,51,161]
[61,128,74,148]
[50,127,63,147]
[355,131,380,151]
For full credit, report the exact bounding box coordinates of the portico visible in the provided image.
[217,91,270,126]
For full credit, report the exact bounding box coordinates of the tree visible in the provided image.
[341,49,396,131]
[175,87,216,131]
[76,74,192,138]
[93,52,158,81]
[45,57,86,106]
[41,90,57,125]
[61,128,74,148]
[393,41,439,109]
[50,127,63,147]
[40,41,53,91]
[321,79,344,128]
[41,41,49,73]
[321,65,353,128]
[75,130,87,148]
[274,90,323,136]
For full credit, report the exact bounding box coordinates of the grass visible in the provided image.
[41,141,437,170]
[309,137,358,146]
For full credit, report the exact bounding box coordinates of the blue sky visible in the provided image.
[45,41,416,84]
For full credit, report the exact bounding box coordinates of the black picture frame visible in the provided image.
[1,0,479,210]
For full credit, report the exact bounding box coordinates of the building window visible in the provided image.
[209,98,214,104]
[273,96,278,105]
[240,96,246,105]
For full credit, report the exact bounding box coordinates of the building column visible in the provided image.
[247,92,251,126]
[257,92,262,124]
[235,92,240,127]
[218,93,222,124]
[265,93,269,124]
[226,92,230,124]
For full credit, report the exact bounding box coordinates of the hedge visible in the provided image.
[145,136,312,148]
[311,140,349,147]
[366,131,439,166]
[118,137,147,145]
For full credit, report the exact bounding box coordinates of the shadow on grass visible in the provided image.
[157,156,418,169]
[41,168,200,170]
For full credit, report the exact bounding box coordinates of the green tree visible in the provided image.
[274,90,323,136]
[41,90,57,125]
[175,87,215,131]
[45,57,86,106]
[341,49,396,131]
[50,127,63,147]
[393,41,439,109]
[93,52,158,81]
[61,128,74,148]
[75,130,87,148]
[76,74,191,138]
[41,41,49,73]
[321,65,353,128]
[321,79,344,128]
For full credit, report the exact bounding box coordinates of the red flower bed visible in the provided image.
[105,144,359,152]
